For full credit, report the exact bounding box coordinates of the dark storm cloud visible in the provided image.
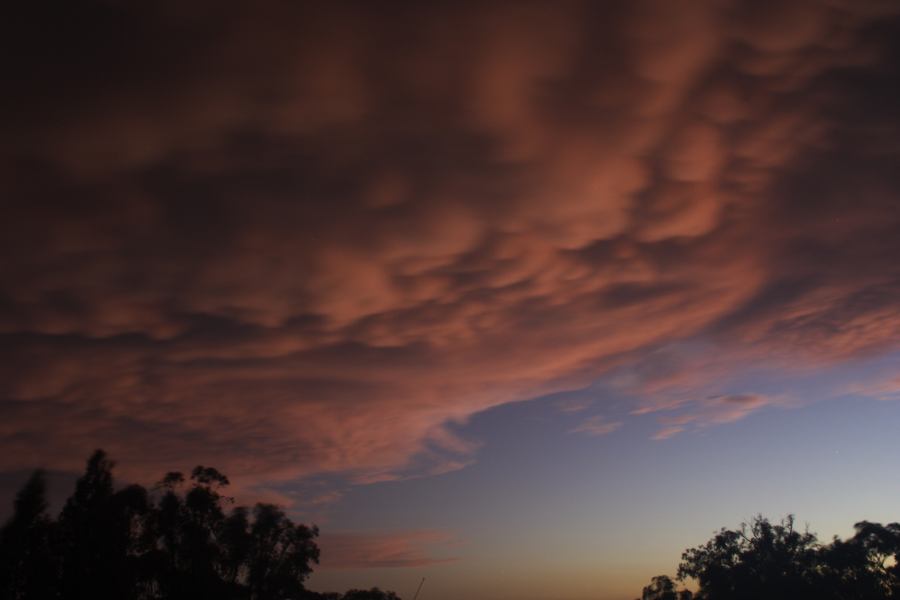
[1,0,899,495]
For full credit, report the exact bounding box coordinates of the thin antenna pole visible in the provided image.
[412,577,425,600]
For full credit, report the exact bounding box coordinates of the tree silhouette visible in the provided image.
[7,454,898,600]
[677,515,820,600]
[0,470,57,599]
[670,514,900,600]
[819,521,900,599]
[340,589,402,600]
[55,450,153,599]
[639,575,692,600]
[0,450,372,600]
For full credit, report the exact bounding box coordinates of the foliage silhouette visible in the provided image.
[640,575,691,600]
[339,588,402,600]
[0,470,56,599]
[0,451,402,600]
[642,514,900,600]
[6,454,899,600]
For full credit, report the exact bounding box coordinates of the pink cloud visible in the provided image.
[651,426,687,441]
[0,0,899,503]
[556,396,595,414]
[570,416,624,437]
[318,530,458,570]
[651,394,777,440]
[846,374,900,402]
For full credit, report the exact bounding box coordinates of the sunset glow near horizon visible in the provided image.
[2,1,900,599]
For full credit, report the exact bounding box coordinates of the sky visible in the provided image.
[2,1,900,598]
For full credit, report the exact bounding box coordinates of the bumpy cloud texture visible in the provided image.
[2,1,899,496]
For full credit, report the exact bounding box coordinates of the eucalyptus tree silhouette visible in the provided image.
[0,470,56,600]
[0,450,325,600]
[639,575,691,600]
[56,450,151,599]
[142,460,320,599]
[14,453,897,600]
[819,520,900,599]
[677,515,820,600]
[673,515,900,600]
[340,589,402,600]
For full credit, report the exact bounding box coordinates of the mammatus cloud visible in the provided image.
[1,1,900,501]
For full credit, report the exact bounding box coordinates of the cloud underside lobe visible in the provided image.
[1,1,900,495]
